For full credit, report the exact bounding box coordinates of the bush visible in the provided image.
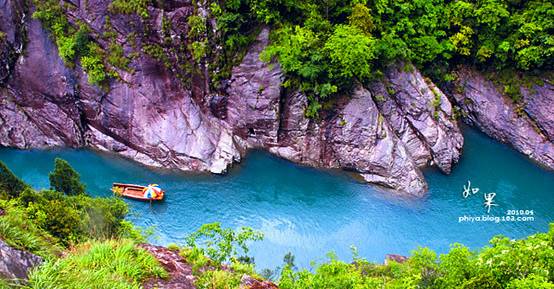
[48,158,86,196]
[0,161,28,198]
[0,199,62,258]
[277,224,554,289]
[185,222,263,264]
[18,189,129,246]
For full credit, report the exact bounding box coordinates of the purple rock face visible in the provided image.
[368,64,464,173]
[0,16,83,148]
[522,79,554,142]
[267,88,428,196]
[226,28,282,147]
[452,67,554,170]
[0,239,43,282]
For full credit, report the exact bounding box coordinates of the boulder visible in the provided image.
[0,239,43,282]
[373,63,463,173]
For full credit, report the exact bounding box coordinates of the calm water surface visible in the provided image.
[1,127,553,270]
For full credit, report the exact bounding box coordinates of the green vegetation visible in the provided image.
[27,239,166,289]
[0,161,28,198]
[32,0,109,86]
[181,222,264,289]
[247,0,553,117]
[30,0,552,115]
[1,159,128,247]
[48,158,86,196]
[185,222,264,264]
[278,225,554,288]
[179,221,554,289]
[109,0,151,19]
[0,159,163,287]
[0,199,62,258]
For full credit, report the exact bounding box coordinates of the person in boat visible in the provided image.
[143,184,161,199]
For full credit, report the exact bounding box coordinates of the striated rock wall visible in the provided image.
[225,31,463,196]
[452,67,554,170]
[0,1,552,196]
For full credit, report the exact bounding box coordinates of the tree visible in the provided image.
[0,161,28,198]
[324,24,376,80]
[348,3,374,34]
[186,222,263,264]
[49,158,86,195]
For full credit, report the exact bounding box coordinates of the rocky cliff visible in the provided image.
[0,0,552,196]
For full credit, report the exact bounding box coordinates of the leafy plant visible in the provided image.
[185,222,263,264]
[48,158,85,196]
[0,161,28,198]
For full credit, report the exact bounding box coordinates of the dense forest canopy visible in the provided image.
[214,0,553,116]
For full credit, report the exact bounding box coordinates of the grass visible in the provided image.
[0,200,62,259]
[27,239,167,289]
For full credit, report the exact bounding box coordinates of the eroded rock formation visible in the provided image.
[452,67,554,170]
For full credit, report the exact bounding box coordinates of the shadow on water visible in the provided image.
[0,125,553,270]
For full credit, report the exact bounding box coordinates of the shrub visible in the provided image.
[18,188,129,246]
[277,224,554,288]
[0,161,28,198]
[0,199,62,258]
[185,222,263,264]
[48,158,86,196]
[195,269,241,289]
[109,0,151,19]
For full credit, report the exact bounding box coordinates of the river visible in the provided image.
[1,126,553,270]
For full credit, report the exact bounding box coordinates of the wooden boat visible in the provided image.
[112,183,165,201]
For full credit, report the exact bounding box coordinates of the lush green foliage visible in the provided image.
[48,158,86,196]
[0,199,62,259]
[27,239,167,289]
[278,224,554,288]
[251,0,554,116]
[0,161,28,198]
[109,0,151,19]
[32,0,111,86]
[0,159,129,246]
[185,222,264,264]
[18,188,128,246]
[181,223,263,289]
[0,162,157,287]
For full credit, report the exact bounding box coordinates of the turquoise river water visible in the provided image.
[1,127,553,270]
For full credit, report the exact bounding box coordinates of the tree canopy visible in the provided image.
[219,0,553,116]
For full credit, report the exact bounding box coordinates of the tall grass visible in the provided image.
[0,200,62,259]
[27,239,167,289]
